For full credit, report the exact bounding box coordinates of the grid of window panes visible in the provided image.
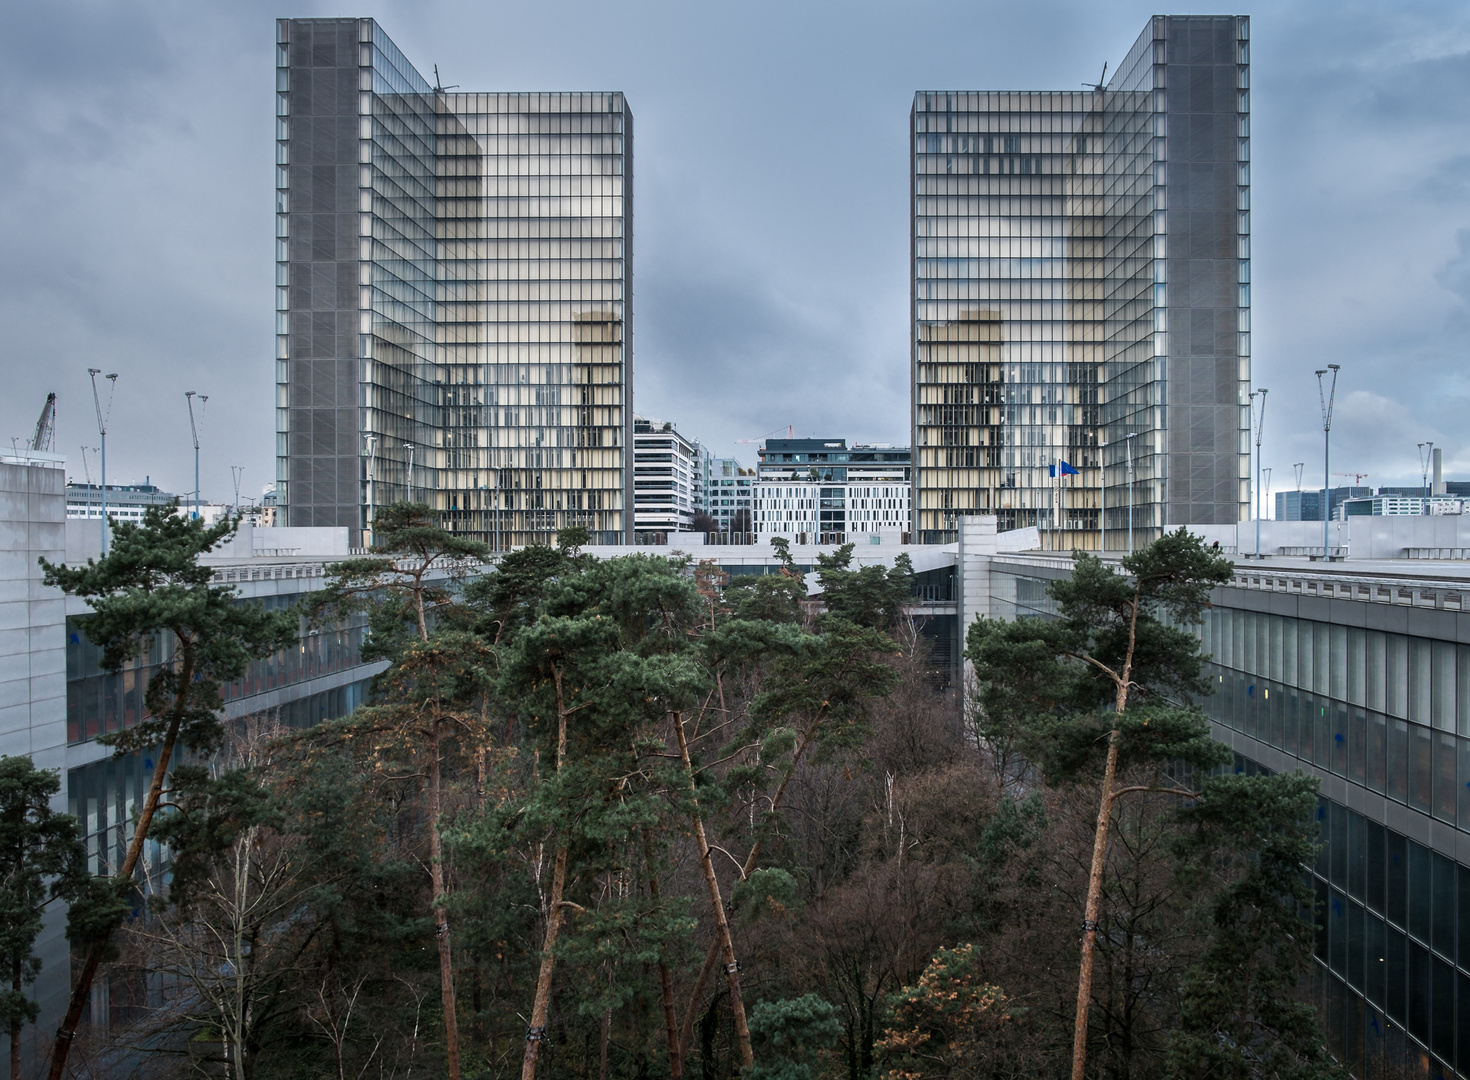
[435,92,632,546]
[910,15,1249,547]
[911,90,1105,547]
[1200,608,1470,829]
[1096,26,1165,548]
[1233,755,1470,1079]
[1201,606,1470,1078]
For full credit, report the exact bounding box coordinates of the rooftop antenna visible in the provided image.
[432,64,459,94]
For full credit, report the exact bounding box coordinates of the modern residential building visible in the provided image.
[1,452,385,1067]
[276,18,632,547]
[1278,487,1371,523]
[753,438,911,544]
[704,456,754,533]
[911,15,1251,548]
[632,416,701,535]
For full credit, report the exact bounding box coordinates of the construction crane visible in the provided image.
[29,393,56,452]
[734,425,797,447]
[1333,471,1369,486]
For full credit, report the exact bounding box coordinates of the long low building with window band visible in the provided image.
[983,542,1470,1080]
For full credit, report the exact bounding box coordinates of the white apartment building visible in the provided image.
[752,438,911,544]
[633,417,702,534]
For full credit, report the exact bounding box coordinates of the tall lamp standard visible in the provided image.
[1418,442,1434,503]
[1315,365,1340,559]
[364,434,378,546]
[1263,467,1272,531]
[185,392,208,521]
[404,443,415,504]
[87,369,118,553]
[1250,388,1268,557]
[1125,432,1138,554]
[1099,440,1107,556]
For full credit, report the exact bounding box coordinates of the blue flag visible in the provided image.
[1049,461,1080,477]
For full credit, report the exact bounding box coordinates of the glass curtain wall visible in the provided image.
[911,15,1249,547]
[278,20,633,545]
[911,90,1101,547]
[437,92,632,547]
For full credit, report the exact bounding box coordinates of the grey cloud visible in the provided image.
[3,0,1470,504]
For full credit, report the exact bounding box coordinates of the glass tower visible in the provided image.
[276,19,633,546]
[911,15,1249,548]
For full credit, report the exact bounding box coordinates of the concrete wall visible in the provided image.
[0,459,70,1070]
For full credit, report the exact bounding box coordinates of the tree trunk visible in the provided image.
[642,834,682,1080]
[1071,729,1120,1080]
[521,667,572,1080]
[678,727,814,1061]
[598,1009,612,1080]
[11,964,21,1080]
[427,720,462,1080]
[1071,596,1139,1080]
[672,712,753,1071]
[48,645,196,1080]
[521,845,567,1080]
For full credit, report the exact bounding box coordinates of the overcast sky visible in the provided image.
[2,0,1469,510]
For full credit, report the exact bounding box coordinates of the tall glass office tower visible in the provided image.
[911,15,1250,548]
[276,19,633,546]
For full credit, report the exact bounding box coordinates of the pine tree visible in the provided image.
[40,505,299,1080]
[0,758,90,1080]
[311,501,491,1080]
[966,528,1237,1080]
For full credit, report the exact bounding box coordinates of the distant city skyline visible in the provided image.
[2,1,1469,508]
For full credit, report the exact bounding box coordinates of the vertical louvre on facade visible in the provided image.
[277,19,633,545]
[911,15,1249,548]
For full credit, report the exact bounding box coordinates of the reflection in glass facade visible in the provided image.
[912,15,1250,547]
[277,19,633,545]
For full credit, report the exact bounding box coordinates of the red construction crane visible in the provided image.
[1333,471,1369,486]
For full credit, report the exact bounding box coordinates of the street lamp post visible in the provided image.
[1419,442,1434,503]
[365,434,377,546]
[1099,440,1107,556]
[87,370,118,553]
[404,443,415,504]
[1263,467,1272,531]
[1251,388,1268,558]
[1125,432,1138,554]
[185,392,208,521]
[1315,365,1340,560]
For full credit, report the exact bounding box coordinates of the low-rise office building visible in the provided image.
[65,481,178,524]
